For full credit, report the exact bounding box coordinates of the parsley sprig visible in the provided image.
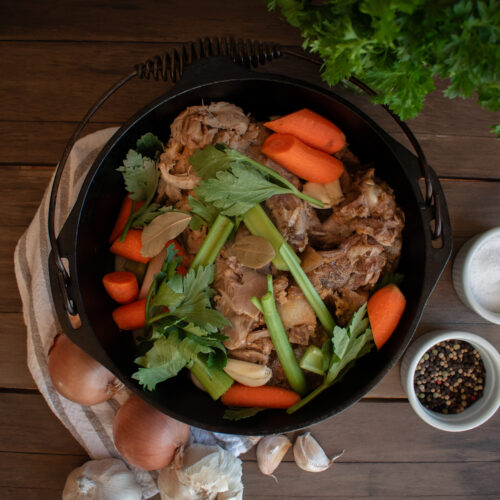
[270,0,500,137]
[132,244,232,397]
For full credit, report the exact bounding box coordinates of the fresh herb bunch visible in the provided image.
[269,0,500,136]
[132,244,231,395]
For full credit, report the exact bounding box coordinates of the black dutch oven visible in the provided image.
[48,40,452,435]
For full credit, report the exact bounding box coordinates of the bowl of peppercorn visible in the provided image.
[401,330,500,431]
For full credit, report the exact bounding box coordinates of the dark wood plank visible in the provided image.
[1,393,499,465]
[0,314,35,389]
[241,461,500,498]
[0,393,85,455]
[0,0,300,43]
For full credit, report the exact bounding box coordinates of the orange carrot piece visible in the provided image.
[109,195,145,243]
[112,298,147,330]
[221,384,301,409]
[102,271,139,304]
[110,229,151,264]
[367,284,406,350]
[265,108,346,154]
[261,133,344,184]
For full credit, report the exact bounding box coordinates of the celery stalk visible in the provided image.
[279,243,335,334]
[254,275,307,396]
[299,345,325,376]
[287,381,330,414]
[190,214,234,271]
[189,355,233,400]
[243,204,299,271]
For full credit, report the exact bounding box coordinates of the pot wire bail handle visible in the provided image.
[48,37,282,316]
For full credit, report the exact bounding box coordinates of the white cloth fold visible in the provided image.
[14,128,254,499]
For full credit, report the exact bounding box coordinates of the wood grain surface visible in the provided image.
[1,1,499,498]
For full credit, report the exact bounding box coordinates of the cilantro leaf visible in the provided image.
[188,195,220,230]
[195,164,291,217]
[189,144,232,180]
[117,152,159,202]
[131,203,168,228]
[135,132,164,159]
[132,332,188,390]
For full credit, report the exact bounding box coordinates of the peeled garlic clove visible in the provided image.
[257,434,292,476]
[293,432,344,473]
[224,358,272,387]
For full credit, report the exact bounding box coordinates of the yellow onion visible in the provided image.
[48,334,123,405]
[113,395,190,471]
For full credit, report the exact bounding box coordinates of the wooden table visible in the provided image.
[1,1,499,498]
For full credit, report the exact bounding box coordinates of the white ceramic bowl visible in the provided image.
[452,227,500,324]
[401,330,500,431]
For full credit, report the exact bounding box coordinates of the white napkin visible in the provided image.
[14,128,255,498]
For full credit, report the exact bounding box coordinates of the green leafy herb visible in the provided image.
[223,407,265,421]
[287,303,375,414]
[132,243,231,393]
[188,195,220,230]
[116,133,165,240]
[189,144,323,215]
[270,0,500,137]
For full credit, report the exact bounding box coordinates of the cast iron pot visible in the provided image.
[49,50,452,435]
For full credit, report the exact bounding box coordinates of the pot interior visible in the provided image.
[72,77,427,434]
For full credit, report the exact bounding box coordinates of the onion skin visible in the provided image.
[113,395,190,471]
[48,334,123,405]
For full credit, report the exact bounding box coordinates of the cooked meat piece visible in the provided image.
[384,234,403,272]
[265,194,321,252]
[182,226,206,257]
[289,325,313,346]
[272,275,289,304]
[268,352,289,388]
[229,348,269,365]
[276,285,316,330]
[310,168,404,257]
[214,255,267,349]
[332,288,369,326]
[307,234,386,300]
[157,102,262,204]
[228,329,274,366]
[334,148,362,170]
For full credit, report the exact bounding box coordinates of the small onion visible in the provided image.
[113,395,190,471]
[48,334,123,405]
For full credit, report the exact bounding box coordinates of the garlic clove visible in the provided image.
[224,358,272,387]
[257,434,292,476]
[293,432,344,473]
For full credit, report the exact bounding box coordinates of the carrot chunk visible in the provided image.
[102,271,139,304]
[110,229,150,264]
[112,298,147,330]
[367,284,406,349]
[261,133,344,184]
[265,108,346,154]
[109,195,145,243]
[221,383,301,409]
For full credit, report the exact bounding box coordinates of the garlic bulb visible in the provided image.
[257,434,291,476]
[62,458,142,500]
[293,432,344,473]
[158,443,244,500]
[223,358,272,387]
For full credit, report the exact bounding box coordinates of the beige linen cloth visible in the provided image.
[14,128,254,498]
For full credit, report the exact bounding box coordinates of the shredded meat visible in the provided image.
[307,234,387,301]
[265,194,320,252]
[157,102,261,205]
[214,255,267,350]
[332,288,369,326]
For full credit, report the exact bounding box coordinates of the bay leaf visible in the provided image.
[231,234,275,269]
[141,211,191,258]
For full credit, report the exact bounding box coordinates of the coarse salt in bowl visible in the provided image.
[452,227,500,325]
[401,330,500,431]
